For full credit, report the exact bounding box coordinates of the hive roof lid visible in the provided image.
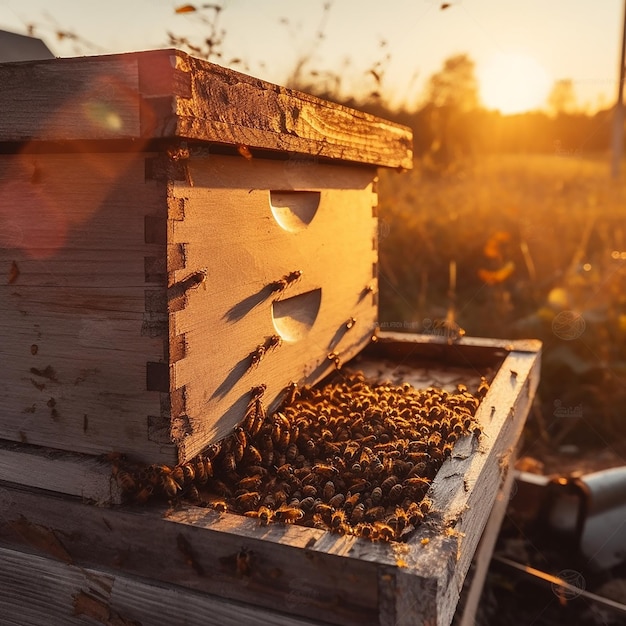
[0,48,413,169]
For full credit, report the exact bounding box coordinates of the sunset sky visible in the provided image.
[0,0,624,114]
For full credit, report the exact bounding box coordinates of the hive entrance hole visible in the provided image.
[272,288,322,342]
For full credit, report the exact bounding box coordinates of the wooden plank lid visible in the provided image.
[0,48,413,169]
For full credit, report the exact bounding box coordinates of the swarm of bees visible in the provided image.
[113,372,488,542]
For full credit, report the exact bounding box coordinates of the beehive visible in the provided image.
[0,49,411,468]
[0,50,541,626]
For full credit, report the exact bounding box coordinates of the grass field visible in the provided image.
[377,152,626,462]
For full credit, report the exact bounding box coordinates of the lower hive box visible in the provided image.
[0,332,541,626]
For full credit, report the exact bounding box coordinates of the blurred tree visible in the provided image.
[547,79,577,116]
[421,54,480,170]
[425,53,480,111]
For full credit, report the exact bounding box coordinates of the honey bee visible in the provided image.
[370,486,383,504]
[135,484,154,504]
[327,352,341,369]
[345,317,356,330]
[233,428,247,462]
[406,502,424,526]
[477,377,490,397]
[313,502,334,524]
[244,445,263,465]
[302,484,318,498]
[275,463,293,480]
[261,493,276,508]
[202,456,214,479]
[322,480,336,501]
[350,502,366,524]
[372,522,397,542]
[249,344,266,368]
[370,456,385,475]
[222,450,237,473]
[152,464,172,483]
[360,284,375,300]
[272,413,291,449]
[285,442,298,461]
[348,479,370,493]
[427,433,442,448]
[237,144,253,160]
[265,334,282,351]
[171,466,186,489]
[244,464,268,479]
[299,496,316,512]
[343,492,360,509]
[403,477,430,489]
[258,506,274,525]
[328,493,345,509]
[237,475,263,491]
[387,483,404,503]
[187,459,205,486]
[327,509,345,529]
[269,270,302,292]
[209,498,229,512]
[385,508,409,534]
[284,382,299,405]
[365,506,386,522]
[236,548,253,576]
[354,523,374,539]
[114,468,137,493]
[312,464,339,478]
[260,436,274,467]
[274,505,304,524]
[243,406,263,439]
[234,492,261,511]
[419,498,433,515]
[245,506,274,525]
[186,485,201,503]
[343,441,360,461]
[251,384,267,399]
[359,447,374,468]
[167,143,190,161]
[161,474,181,498]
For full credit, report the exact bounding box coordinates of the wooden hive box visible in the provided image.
[0,49,411,469]
[0,335,541,626]
[0,49,542,626]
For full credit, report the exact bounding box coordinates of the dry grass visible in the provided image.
[378,153,626,458]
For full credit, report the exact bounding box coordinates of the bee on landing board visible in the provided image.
[274,505,304,524]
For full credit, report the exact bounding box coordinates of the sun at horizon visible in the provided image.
[478,52,552,115]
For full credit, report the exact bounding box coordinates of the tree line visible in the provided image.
[309,54,617,169]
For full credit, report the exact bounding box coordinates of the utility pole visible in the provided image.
[611,0,626,179]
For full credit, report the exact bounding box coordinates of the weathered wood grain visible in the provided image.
[454,452,517,626]
[0,49,413,169]
[0,440,120,504]
[0,484,381,626]
[0,152,169,462]
[168,154,378,461]
[0,546,330,626]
